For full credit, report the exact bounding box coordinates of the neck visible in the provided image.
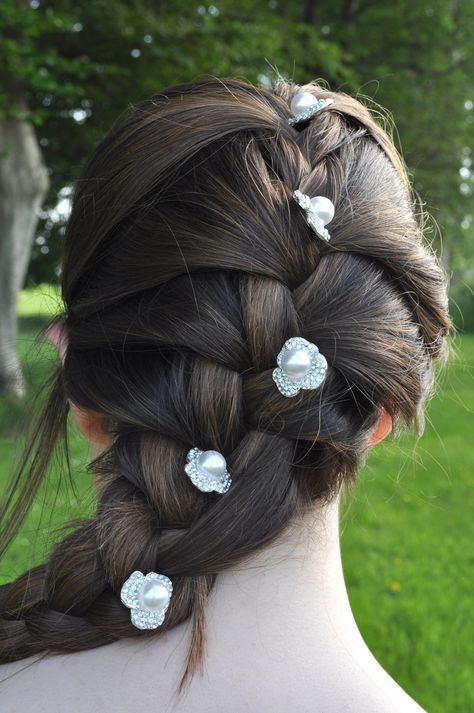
[205,491,368,658]
[186,490,423,713]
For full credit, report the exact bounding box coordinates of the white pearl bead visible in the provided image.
[310,196,334,226]
[197,450,227,479]
[138,580,170,612]
[290,92,318,115]
[280,348,312,380]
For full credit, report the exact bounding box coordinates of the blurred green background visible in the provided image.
[0,2,473,711]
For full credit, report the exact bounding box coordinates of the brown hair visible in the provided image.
[0,76,451,692]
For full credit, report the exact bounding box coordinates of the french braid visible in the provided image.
[0,77,451,693]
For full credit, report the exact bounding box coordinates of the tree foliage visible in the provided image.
[1,0,472,283]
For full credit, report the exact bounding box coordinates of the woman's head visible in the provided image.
[0,76,451,690]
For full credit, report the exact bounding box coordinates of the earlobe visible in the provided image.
[69,402,113,446]
[369,408,393,447]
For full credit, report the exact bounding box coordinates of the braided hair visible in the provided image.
[0,77,451,692]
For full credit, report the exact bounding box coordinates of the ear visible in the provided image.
[69,404,113,446]
[45,320,68,362]
[368,407,393,447]
[45,320,113,447]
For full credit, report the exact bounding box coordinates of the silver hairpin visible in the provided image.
[293,190,334,242]
[185,448,232,493]
[121,571,173,630]
[272,337,328,397]
[288,92,334,127]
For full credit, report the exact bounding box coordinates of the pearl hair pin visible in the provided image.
[273,336,328,397]
[293,189,335,242]
[288,92,334,127]
[184,447,232,493]
[121,571,173,630]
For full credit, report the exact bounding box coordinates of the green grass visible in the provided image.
[17,282,64,317]
[0,285,92,581]
[340,334,474,712]
[0,285,473,712]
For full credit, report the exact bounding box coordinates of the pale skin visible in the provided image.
[0,326,426,712]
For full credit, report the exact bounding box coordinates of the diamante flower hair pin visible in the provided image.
[288,92,334,127]
[185,447,232,493]
[293,190,335,242]
[272,337,328,397]
[121,571,173,630]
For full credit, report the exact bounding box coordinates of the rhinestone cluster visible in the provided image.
[272,337,328,397]
[184,447,232,494]
[293,190,332,242]
[288,97,334,127]
[120,571,173,630]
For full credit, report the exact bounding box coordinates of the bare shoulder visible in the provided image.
[329,672,428,713]
[0,656,51,713]
[0,629,193,713]
[312,647,428,713]
[0,636,427,713]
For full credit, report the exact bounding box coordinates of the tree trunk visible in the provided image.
[0,93,50,398]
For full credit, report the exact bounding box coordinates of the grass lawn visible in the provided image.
[0,284,473,712]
